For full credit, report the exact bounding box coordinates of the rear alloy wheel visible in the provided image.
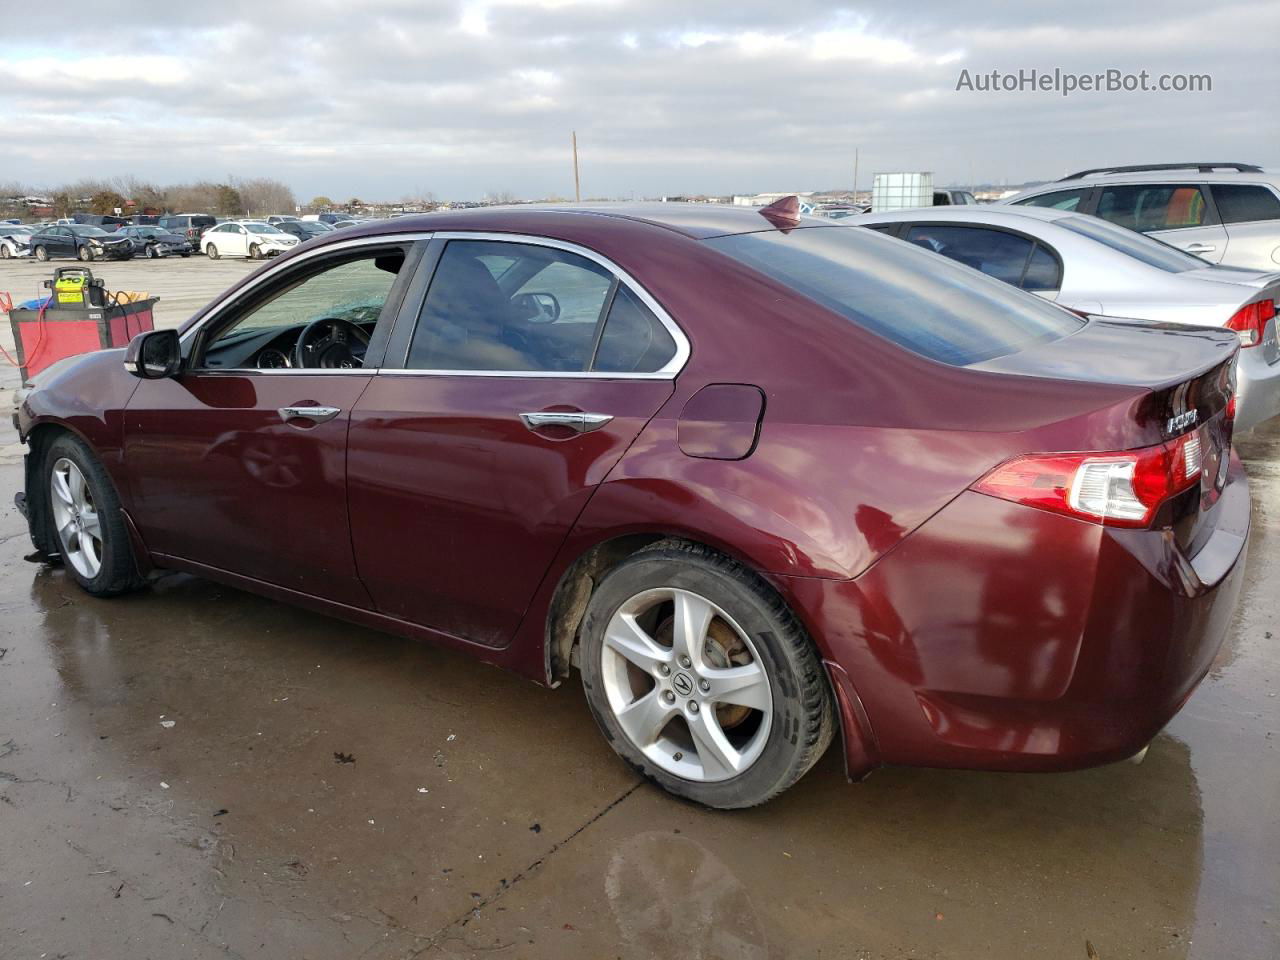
[206,243,219,259]
[44,434,143,596]
[0,244,11,259]
[33,245,48,261]
[579,541,834,809]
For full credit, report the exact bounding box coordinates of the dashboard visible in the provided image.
[202,319,375,371]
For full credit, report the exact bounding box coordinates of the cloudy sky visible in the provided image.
[3,0,1278,201]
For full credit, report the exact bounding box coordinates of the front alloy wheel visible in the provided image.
[49,457,103,579]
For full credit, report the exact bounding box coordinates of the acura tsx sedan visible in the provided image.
[12,201,1249,808]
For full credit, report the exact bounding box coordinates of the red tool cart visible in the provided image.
[4,268,158,383]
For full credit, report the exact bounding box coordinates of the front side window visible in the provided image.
[201,251,406,365]
[707,227,1083,366]
[406,239,678,374]
[1211,184,1280,225]
[1015,188,1089,212]
[1095,184,1208,232]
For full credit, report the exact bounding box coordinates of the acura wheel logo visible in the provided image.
[672,673,694,697]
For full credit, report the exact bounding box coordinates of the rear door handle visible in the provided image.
[278,405,341,424]
[1182,243,1217,253]
[519,411,613,434]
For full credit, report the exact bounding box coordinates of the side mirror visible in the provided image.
[514,291,561,322]
[124,329,182,379]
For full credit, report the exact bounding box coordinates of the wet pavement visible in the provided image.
[0,274,1278,956]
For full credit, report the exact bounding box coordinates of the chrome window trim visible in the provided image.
[386,231,690,380]
[179,229,691,381]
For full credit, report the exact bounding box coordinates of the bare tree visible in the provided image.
[234,177,296,217]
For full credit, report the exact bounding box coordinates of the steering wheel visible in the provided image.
[294,317,371,369]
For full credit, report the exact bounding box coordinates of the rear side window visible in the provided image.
[1015,188,1088,211]
[593,286,677,373]
[1095,184,1208,232]
[407,239,677,374]
[903,225,1056,289]
[1211,184,1280,224]
[707,227,1083,366]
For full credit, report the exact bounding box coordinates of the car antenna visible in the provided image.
[758,195,802,230]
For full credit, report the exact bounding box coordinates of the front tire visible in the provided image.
[205,243,219,259]
[78,246,93,261]
[145,244,158,259]
[579,541,834,809]
[34,245,49,261]
[249,243,262,260]
[44,434,143,597]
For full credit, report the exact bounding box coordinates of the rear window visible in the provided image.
[706,227,1084,366]
[1057,216,1205,272]
[1211,184,1280,224]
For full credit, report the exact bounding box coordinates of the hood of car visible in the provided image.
[253,232,297,242]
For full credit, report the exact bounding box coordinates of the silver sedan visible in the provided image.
[852,205,1280,432]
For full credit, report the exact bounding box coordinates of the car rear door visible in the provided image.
[1095,183,1228,262]
[1210,183,1280,270]
[347,235,686,646]
[123,240,422,606]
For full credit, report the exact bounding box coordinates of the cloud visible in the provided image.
[1,0,1276,200]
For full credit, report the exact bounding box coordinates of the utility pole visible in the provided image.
[572,131,581,202]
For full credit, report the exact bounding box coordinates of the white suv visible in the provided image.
[1000,162,1280,271]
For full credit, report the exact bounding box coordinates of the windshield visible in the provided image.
[1057,215,1205,272]
[242,222,284,234]
[706,226,1084,366]
[71,226,111,237]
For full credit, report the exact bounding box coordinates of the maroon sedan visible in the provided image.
[13,203,1248,808]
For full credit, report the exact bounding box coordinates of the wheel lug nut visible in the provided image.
[688,701,700,714]
[662,691,676,704]
[699,680,710,693]
[678,655,692,668]
[658,664,671,677]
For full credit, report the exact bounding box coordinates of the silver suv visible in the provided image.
[1000,163,1280,271]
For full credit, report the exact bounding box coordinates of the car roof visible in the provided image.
[1006,168,1280,202]
[323,203,835,241]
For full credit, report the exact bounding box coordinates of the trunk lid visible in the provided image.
[974,318,1239,554]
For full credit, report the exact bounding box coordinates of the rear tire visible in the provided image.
[205,243,219,259]
[0,244,10,259]
[579,540,834,809]
[43,434,144,597]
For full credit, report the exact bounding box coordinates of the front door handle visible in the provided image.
[278,405,341,424]
[1182,243,1217,253]
[519,411,613,434]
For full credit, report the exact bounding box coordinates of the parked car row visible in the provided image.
[13,194,1254,808]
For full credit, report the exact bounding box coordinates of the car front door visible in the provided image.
[1095,183,1228,262]
[122,240,420,606]
[52,227,75,256]
[347,236,686,646]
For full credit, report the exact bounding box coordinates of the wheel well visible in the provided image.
[544,533,790,684]
[21,422,71,555]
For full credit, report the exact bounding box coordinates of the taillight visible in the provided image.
[1226,299,1276,347]
[972,431,1203,528]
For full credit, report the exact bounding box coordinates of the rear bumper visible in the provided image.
[1234,347,1280,432]
[782,456,1249,777]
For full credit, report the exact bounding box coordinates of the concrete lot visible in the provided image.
[0,255,1277,959]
